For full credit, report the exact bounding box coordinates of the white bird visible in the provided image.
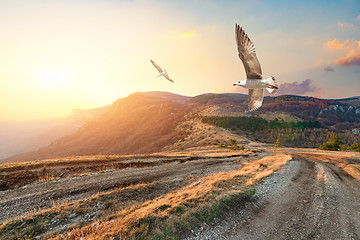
[150,59,174,83]
[233,24,278,112]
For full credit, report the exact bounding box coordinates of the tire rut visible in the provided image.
[0,156,246,224]
[186,157,360,240]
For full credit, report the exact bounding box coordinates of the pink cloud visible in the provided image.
[335,49,360,66]
[326,39,360,66]
[326,39,354,50]
[276,79,320,96]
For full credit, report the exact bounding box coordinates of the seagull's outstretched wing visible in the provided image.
[164,74,174,83]
[235,24,262,79]
[248,89,264,111]
[150,59,163,73]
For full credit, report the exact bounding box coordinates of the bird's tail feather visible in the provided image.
[265,76,278,94]
[266,87,277,94]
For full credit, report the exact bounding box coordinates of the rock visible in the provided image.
[189,180,205,187]
[351,128,360,135]
[173,178,181,183]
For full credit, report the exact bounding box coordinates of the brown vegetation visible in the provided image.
[1,92,359,239]
[251,128,360,148]
[4,92,360,164]
[6,93,196,163]
[293,152,360,180]
[0,153,291,239]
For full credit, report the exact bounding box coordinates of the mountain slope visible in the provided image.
[192,93,360,130]
[0,106,110,160]
[4,92,360,163]
[0,119,63,160]
[6,92,195,163]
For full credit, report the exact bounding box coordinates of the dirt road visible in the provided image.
[186,156,360,239]
[1,150,359,239]
[0,151,265,224]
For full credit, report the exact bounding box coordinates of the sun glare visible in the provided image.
[38,70,68,88]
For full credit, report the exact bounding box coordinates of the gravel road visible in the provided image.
[186,157,360,240]
[0,153,264,224]
[1,152,359,239]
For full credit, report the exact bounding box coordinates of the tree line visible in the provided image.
[201,116,321,131]
[201,116,360,151]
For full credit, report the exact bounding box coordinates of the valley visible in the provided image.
[1,91,360,239]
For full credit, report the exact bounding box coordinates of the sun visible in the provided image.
[37,70,68,88]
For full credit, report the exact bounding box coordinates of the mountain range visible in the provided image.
[2,91,360,163]
[0,105,110,160]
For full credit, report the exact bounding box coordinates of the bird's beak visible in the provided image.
[233,82,239,86]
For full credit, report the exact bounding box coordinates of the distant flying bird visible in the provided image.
[150,60,174,83]
[233,24,278,112]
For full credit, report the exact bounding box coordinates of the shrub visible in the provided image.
[177,145,184,151]
[229,139,237,146]
[229,145,245,150]
[217,143,228,148]
[319,136,343,151]
[217,141,245,150]
[274,138,281,147]
[348,141,360,152]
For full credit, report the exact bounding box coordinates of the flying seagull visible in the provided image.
[150,59,174,83]
[233,24,278,112]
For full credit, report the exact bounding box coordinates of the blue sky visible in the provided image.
[0,0,359,120]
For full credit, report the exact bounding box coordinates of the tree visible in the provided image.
[319,136,343,151]
[348,141,360,152]
[274,137,281,147]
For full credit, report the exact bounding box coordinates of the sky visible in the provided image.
[0,0,359,121]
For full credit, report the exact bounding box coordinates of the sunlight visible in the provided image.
[37,70,68,88]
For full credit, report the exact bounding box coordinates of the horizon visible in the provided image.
[1,0,359,121]
[1,90,359,123]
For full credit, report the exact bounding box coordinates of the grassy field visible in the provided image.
[0,153,292,239]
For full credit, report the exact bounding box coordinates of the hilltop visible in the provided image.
[1,91,360,239]
[3,92,360,163]
[5,92,195,163]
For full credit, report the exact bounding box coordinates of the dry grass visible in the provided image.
[0,153,291,239]
[258,111,301,122]
[0,147,261,192]
[0,154,184,191]
[38,174,55,183]
[293,151,360,180]
[54,154,290,239]
[161,146,258,158]
[0,180,191,240]
[163,118,252,152]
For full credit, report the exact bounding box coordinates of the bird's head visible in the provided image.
[233,80,245,87]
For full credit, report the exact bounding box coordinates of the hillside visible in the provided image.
[5,92,195,163]
[261,95,360,130]
[1,92,360,239]
[0,119,63,160]
[0,106,110,160]
[4,92,360,163]
[1,145,359,239]
[191,93,360,130]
